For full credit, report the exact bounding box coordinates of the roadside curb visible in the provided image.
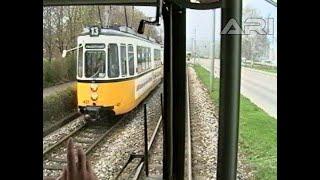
[197,59,277,77]
[242,67,277,77]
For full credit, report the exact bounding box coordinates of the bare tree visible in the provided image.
[54,6,66,55]
[242,7,270,63]
[43,6,162,60]
[43,7,54,61]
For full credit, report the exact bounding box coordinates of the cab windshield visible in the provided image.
[84,51,106,78]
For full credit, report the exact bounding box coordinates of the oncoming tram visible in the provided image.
[76,26,163,121]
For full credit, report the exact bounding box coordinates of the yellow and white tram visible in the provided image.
[76,26,163,121]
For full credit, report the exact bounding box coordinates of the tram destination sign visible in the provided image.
[89,26,100,37]
[85,44,106,49]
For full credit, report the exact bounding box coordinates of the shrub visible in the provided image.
[65,55,77,81]
[43,54,76,88]
[43,87,77,124]
[43,60,53,87]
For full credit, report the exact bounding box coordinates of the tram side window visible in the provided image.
[144,47,147,70]
[141,47,144,71]
[154,49,161,68]
[78,45,83,77]
[128,45,134,75]
[120,44,127,76]
[137,46,151,73]
[142,47,146,71]
[108,44,119,78]
[148,48,151,69]
[137,46,143,73]
[146,48,150,69]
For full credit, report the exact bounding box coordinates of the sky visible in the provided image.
[135,6,164,35]
[135,6,157,17]
[136,0,277,42]
[186,0,277,41]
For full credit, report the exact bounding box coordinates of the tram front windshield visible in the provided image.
[84,51,106,78]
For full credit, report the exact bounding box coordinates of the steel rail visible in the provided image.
[132,115,163,180]
[43,112,81,137]
[43,114,128,157]
[43,122,87,155]
[43,116,126,178]
[43,84,163,178]
[84,116,125,154]
[186,68,192,180]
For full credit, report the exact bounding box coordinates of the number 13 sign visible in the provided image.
[90,26,100,36]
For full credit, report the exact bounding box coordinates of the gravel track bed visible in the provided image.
[43,74,255,179]
[43,84,163,179]
[89,85,163,179]
[188,67,253,180]
[43,120,117,177]
[43,116,85,151]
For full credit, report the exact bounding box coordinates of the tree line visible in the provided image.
[43,6,161,61]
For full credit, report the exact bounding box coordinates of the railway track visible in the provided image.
[43,116,124,178]
[125,70,192,180]
[43,83,164,179]
[186,67,192,180]
[114,115,163,180]
[43,112,81,137]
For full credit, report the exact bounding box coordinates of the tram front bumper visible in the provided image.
[79,106,115,121]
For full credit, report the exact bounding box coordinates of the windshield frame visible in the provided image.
[77,44,84,78]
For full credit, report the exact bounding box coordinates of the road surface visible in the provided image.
[43,81,76,98]
[195,58,277,119]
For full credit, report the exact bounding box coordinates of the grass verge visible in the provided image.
[193,64,277,180]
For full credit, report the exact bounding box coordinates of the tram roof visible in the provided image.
[79,26,163,46]
[44,0,157,6]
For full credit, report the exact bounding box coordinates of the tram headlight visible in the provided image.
[91,93,98,101]
[90,84,98,92]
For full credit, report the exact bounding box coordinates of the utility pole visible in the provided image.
[210,9,216,92]
[267,13,272,63]
[97,6,103,27]
[107,6,112,27]
[124,6,128,28]
[251,40,254,67]
[194,28,197,64]
[131,6,135,29]
[268,13,276,65]
[160,25,164,44]
[264,0,276,66]
[105,6,110,27]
